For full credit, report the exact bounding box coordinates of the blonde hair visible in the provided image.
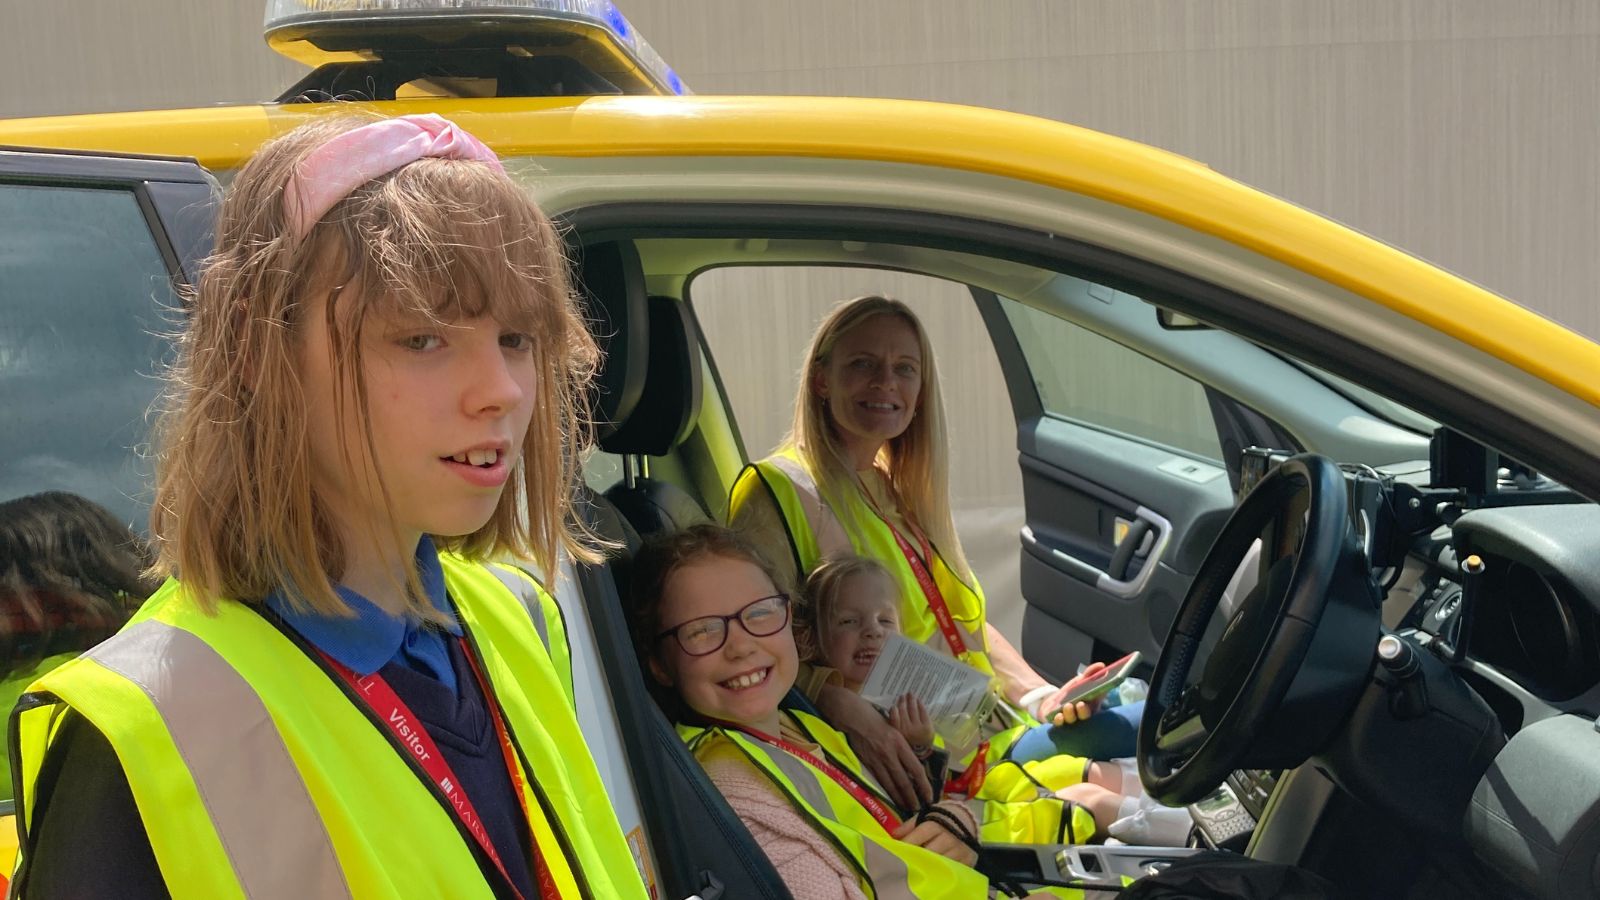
[783,296,973,582]
[148,113,601,618]
[797,555,896,664]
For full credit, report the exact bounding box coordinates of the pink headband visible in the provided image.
[283,114,505,241]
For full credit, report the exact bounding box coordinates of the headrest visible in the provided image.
[574,241,648,440]
[600,295,703,456]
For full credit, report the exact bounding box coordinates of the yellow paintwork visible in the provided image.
[4,94,1596,407]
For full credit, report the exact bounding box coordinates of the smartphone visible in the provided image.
[1058,651,1142,707]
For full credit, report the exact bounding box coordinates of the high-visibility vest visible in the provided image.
[787,712,1095,853]
[730,453,992,676]
[971,758,1098,847]
[680,711,996,900]
[730,455,1045,753]
[10,553,647,900]
[484,559,574,704]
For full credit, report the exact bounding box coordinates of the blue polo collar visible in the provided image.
[265,535,462,678]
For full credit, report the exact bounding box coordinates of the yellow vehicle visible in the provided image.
[3,2,1600,897]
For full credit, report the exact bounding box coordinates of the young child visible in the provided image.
[632,525,1072,900]
[9,114,646,899]
[803,555,1140,845]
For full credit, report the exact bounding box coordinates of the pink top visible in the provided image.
[698,741,872,900]
[699,725,984,900]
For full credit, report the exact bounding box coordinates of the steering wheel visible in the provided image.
[1139,453,1372,806]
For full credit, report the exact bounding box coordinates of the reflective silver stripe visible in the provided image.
[766,457,853,559]
[485,564,549,652]
[737,737,916,900]
[87,620,352,899]
[768,459,983,656]
[860,842,918,900]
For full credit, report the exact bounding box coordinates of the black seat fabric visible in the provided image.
[599,294,703,457]
[570,254,783,896]
[603,479,709,545]
[574,492,792,900]
[600,295,710,541]
[573,241,649,441]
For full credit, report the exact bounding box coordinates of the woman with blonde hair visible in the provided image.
[731,295,1143,810]
[10,114,646,899]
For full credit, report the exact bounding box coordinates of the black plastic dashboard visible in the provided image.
[1424,505,1600,712]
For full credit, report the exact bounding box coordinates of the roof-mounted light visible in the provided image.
[263,0,686,100]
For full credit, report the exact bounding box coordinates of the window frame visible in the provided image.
[992,289,1229,464]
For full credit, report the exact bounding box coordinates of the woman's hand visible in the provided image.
[888,693,934,752]
[891,803,979,866]
[1042,661,1107,726]
[816,684,933,810]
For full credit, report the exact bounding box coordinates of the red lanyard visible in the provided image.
[856,478,968,657]
[943,741,990,798]
[731,723,903,831]
[319,640,561,900]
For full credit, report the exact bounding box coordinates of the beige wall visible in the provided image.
[623,0,1600,337]
[8,2,1595,334]
[7,1,1597,639]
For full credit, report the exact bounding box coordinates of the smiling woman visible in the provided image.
[730,295,1146,811]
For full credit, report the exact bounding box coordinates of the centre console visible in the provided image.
[977,843,1202,892]
[1188,768,1280,850]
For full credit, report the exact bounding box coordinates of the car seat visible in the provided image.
[570,240,791,900]
[598,292,711,541]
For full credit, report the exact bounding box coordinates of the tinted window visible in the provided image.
[0,184,176,528]
[999,294,1223,460]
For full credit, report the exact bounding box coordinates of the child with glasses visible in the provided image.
[630,524,1070,900]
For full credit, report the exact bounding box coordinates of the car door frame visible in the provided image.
[0,146,217,287]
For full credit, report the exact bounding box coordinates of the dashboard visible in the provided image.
[1189,450,1600,895]
[1410,504,1600,721]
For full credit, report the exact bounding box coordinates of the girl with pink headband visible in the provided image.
[11,114,649,899]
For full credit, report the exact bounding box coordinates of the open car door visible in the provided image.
[973,276,1427,680]
[0,146,217,883]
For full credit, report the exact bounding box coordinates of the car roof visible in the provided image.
[5,93,1597,407]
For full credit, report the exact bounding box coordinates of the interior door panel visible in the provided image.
[1015,412,1234,682]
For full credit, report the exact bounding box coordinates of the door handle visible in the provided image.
[1108,518,1152,581]
[1021,506,1173,600]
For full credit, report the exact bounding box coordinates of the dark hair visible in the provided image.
[626,524,792,720]
[0,492,153,679]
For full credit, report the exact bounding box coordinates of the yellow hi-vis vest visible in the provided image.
[10,554,647,900]
[730,453,992,676]
[730,455,1043,756]
[680,711,996,900]
[784,710,1096,857]
[971,758,1098,847]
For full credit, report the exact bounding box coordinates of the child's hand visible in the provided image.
[892,805,978,866]
[888,693,934,751]
[1044,662,1107,726]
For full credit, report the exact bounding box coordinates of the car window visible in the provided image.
[0,184,176,526]
[998,294,1224,461]
[1283,356,1438,436]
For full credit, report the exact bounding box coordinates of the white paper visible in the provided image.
[858,633,997,757]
